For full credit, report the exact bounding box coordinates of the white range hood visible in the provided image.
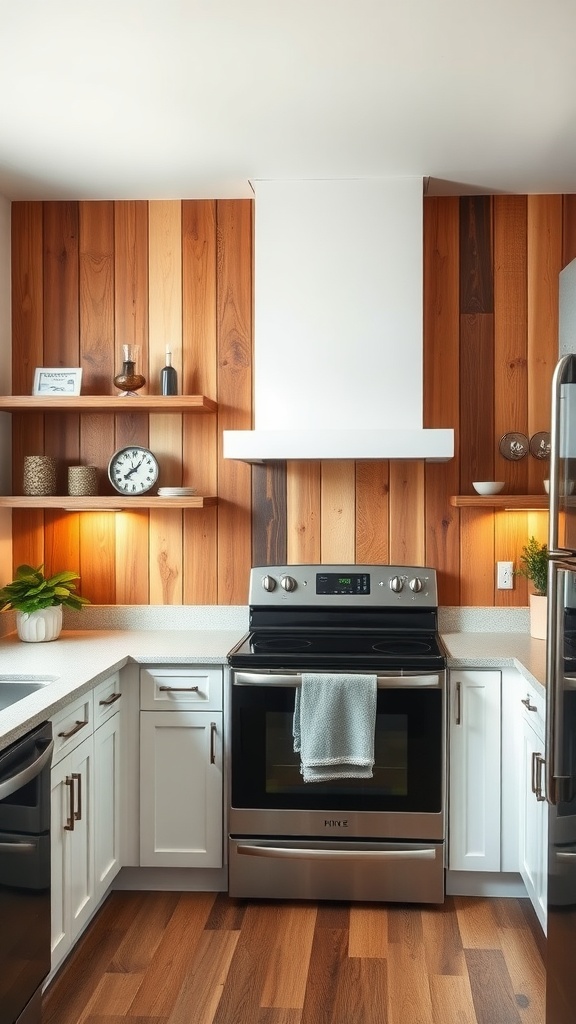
[224,178,454,463]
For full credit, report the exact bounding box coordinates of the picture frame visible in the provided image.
[33,367,83,396]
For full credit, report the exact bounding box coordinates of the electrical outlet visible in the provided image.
[497,561,514,590]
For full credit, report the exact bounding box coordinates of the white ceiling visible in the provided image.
[1,0,576,201]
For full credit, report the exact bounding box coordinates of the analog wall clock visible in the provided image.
[108,446,159,495]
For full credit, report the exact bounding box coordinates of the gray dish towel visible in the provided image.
[293,673,377,783]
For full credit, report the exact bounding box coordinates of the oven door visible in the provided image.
[230,670,445,842]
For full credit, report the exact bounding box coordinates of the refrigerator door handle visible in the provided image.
[549,354,573,553]
[546,561,564,805]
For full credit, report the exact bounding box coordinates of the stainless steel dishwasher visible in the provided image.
[0,721,53,1024]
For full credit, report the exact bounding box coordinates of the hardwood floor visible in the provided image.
[43,892,545,1024]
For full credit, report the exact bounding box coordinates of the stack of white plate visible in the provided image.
[157,486,197,496]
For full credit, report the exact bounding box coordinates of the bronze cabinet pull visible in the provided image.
[455,681,461,725]
[210,722,217,764]
[72,772,82,821]
[158,685,199,693]
[99,692,121,706]
[521,696,537,712]
[64,776,75,831]
[58,719,88,740]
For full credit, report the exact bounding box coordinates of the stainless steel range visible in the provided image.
[227,564,447,904]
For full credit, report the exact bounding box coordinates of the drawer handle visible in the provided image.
[158,685,200,693]
[521,696,537,712]
[72,772,82,821]
[58,719,88,740]
[64,776,75,831]
[99,692,121,706]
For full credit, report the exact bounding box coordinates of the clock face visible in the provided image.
[108,447,159,495]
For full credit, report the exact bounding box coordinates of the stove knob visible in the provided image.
[409,577,423,593]
[262,574,276,592]
[281,575,297,592]
[389,576,404,593]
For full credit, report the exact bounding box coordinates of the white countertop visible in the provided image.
[0,628,243,749]
[0,624,548,752]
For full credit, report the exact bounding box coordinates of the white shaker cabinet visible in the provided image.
[50,692,95,974]
[449,670,502,872]
[517,683,548,932]
[139,666,223,869]
[93,673,123,903]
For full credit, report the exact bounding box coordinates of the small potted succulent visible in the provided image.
[0,564,89,642]
[516,537,548,639]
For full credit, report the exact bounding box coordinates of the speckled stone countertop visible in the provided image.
[0,628,245,750]
[441,632,546,693]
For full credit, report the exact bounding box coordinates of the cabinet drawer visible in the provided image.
[93,673,122,728]
[140,666,222,711]
[51,692,93,764]
[518,683,545,739]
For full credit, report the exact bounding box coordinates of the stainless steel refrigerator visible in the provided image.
[546,257,576,1023]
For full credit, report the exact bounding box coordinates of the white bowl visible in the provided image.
[543,480,549,493]
[472,481,505,495]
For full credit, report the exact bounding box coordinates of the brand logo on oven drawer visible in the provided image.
[324,818,348,828]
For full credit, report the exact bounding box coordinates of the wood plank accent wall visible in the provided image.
[9,194,576,606]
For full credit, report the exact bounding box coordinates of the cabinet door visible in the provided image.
[94,712,122,903]
[449,670,501,871]
[140,711,222,868]
[519,715,548,932]
[50,734,94,973]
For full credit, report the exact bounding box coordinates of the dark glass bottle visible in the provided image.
[160,348,178,396]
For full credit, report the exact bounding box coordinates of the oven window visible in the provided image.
[232,685,443,813]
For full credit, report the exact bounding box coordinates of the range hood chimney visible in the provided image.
[224,178,454,462]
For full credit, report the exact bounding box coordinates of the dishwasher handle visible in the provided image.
[0,740,54,802]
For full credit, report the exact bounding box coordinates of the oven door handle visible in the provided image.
[233,672,443,688]
[235,843,437,861]
[0,739,54,801]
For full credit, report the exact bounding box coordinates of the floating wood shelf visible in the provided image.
[0,395,217,413]
[0,496,217,510]
[450,495,549,509]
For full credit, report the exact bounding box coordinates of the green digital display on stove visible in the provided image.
[316,572,370,595]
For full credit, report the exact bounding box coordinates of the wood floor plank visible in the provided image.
[421,899,467,976]
[455,896,502,950]
[258,1011,302,1024]
[497,924,546,1024]
[332,957,388,1024]
[465,948,523,1024]
[211,902,286,1024]
[166,930,239,1024]
[84,1019,167,1024]
[348,904,388,959]
[261,905,317,1009]
[77,973,145,1023]
[205,891,247,930]
[387,937,435,1024]
[300,926,349,1024]
[429,975,478,1024]
[128,891,217,1017]
[108,892,181,973]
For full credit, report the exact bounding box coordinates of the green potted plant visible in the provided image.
[516,537,548,639]
[0,564,89,642]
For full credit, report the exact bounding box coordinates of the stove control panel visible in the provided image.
[251,565,438,607]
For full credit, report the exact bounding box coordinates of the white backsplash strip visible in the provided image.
[61,605,250,632]
[439,606,530,633]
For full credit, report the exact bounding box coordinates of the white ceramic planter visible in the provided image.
[16,605,63,642]
[529,594,547,641]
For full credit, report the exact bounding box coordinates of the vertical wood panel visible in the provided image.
[216,199,252,604]
[527,195,562,494]
[493,196,528,495]
[562,195,576,266]
[355,461,389,564]
[252,463,287,566]
[424,196,460,605]
[11,202,44,572]
[389,461,425,565]
[460,314,495,489]
[320,461,355,563]
[148,201,183,604]
[460,197,493,313]
[182,200,218,602]
[286,461,321,564]
[460,510,494,606]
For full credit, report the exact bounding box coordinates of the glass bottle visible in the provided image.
[160,348,178,396]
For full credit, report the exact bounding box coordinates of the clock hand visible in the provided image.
[123,458,144,480]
